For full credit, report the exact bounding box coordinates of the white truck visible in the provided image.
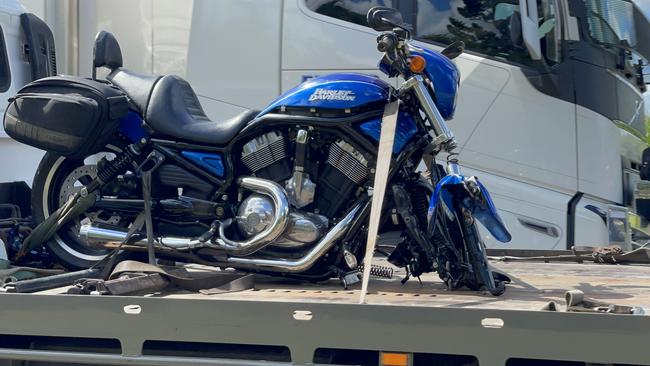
[0,0,54,185]
[7,0,650,251]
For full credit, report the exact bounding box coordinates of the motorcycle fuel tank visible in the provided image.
[257,73,390,117]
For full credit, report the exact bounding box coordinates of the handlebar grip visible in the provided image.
[377,34,396,53]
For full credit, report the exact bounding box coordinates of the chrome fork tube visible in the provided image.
[402,75,457,151]
[446,162,461,175]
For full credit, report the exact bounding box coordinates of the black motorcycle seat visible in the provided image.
[108,70,257,145]
[107,68,161,115]
[146,75,258,145]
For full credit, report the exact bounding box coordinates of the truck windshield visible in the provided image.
[584,0,636,47]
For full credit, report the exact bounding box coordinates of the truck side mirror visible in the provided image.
[494,4,524,48]
[518,0,542,60]
[92,31,123,79]
[509,10,524,48]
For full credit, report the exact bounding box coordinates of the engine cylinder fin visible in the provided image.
[241,132,288,173]
[326,141,369,185]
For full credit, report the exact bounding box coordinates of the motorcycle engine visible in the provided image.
[239,130,369,249]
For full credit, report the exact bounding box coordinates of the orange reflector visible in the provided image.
[381,352,410,366]
[409,55,426,73]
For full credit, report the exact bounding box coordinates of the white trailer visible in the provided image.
[6,0,650,251]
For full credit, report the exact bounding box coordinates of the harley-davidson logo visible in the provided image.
[308,88,356,102]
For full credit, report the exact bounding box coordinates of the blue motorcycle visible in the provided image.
[5,7,511,295]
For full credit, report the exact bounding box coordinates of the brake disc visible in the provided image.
[58,164,121,226]
[58,165,97,206]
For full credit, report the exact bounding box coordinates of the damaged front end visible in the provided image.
[428,171,511,244]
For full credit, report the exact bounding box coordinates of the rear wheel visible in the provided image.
[31,147,129,269]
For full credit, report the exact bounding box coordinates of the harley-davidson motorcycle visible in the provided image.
[4,8,511,295]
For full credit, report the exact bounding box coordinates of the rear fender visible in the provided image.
[427,174,511,243]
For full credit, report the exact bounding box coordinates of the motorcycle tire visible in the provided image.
[31,147,124,269]
[455,205,506,296]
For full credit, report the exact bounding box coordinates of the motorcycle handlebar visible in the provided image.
[377,34,397,53]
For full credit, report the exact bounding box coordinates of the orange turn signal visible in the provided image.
[409,55,426,73]
[380,352,410,366]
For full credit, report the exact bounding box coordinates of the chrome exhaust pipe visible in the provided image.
[81,200,366,273]
[79,223,205,250]
[81,177,290,254]
[226,200,365,272]
[214,177,290,256]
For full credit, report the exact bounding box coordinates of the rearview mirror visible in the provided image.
[367,7,407,32]
[92,31,123,79]
[441,41,465,60]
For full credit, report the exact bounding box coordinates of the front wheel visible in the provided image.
[454,206,505,296]
[31,147,129,269]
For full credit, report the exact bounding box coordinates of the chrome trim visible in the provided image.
[402,75,456,151]
[215,177,290,256]
[81,200,364,273]
[81,177,290,255]
[273,211,329,248]
[326,140,369,185]
[79,224,206,250]
[446,162,461,175]
[295,129,308,144]
[286,129,316,208]
[285,174,316,209]
[226,201,364,272]
[236,194,276,237]
[241,131,284,156]
[241,132,287,173]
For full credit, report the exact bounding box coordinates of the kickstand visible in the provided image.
[141,170,156,265]
[400,267,411,284]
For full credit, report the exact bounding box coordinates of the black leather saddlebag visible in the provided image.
[3,76,128,159]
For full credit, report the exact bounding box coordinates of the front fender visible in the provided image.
[427,174,511,243]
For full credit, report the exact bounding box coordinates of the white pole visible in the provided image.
[359,100,399,304]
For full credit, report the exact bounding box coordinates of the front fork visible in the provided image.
[399,75,512,243]
[400,75,457,153]
[400,75,461,178]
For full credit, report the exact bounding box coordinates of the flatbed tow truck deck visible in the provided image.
[0,259,649,366]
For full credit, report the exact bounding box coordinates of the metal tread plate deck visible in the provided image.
[0,260,649,365]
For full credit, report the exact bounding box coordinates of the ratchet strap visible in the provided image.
[359,100,399,303]
[70,260,254,295]
[17,190,99,258]
[541,290,645,315]
[112,260,254,293]
[564,290,645,315]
